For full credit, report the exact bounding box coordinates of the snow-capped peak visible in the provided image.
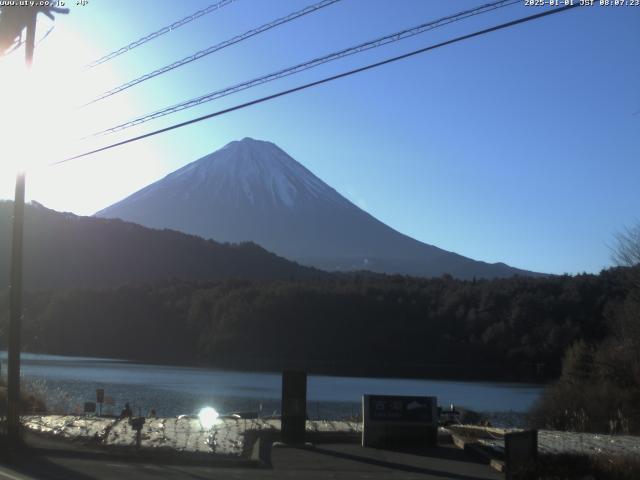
[166,137,343,208]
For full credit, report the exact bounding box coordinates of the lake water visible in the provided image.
[1,353,543,426]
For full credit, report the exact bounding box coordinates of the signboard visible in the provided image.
[96,388,104,404]
[369,396,435,422]
[84,402,96,413]
[362,394,438,448]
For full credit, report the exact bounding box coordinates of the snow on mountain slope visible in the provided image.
[96,138,539,279]
[125,138,347,209]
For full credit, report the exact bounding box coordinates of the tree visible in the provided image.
[530,226,640,433]
[612,223,640,268]
[612,222,640,295]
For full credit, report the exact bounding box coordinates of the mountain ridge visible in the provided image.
[0,200,323,290]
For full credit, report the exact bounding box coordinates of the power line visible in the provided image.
[53,3,580,167]
[85,0,341,106]
[84,0,237,69]
[92,0,519,137]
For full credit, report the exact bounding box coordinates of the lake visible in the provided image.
[1,353,543,426]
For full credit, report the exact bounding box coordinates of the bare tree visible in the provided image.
[612,223,640,296]
[613,223,640,268]
[610,224,640,393]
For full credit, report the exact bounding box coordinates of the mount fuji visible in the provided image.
[96,137,537,279]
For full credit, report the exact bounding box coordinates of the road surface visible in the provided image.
[1,441,501,480]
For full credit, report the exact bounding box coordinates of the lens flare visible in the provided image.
[198,407,219,429]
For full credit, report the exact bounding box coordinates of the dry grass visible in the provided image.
[514,453,640,480]
[0,378,47,417]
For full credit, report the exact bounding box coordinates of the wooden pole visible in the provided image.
[6,13,36,446]
[7,172,26,445]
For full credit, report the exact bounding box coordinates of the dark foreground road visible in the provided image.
[0,441,502,480]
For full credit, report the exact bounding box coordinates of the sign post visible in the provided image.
[129,417,146,451]
[96,388,104,416]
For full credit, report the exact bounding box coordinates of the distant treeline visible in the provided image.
[1,267,635,381]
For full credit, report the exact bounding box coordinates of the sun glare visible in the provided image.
[198,407,219,430]
[0,20,84,174]
[0,15,165,214]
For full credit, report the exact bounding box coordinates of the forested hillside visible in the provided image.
[1,267,634,381]
[0,201,323,289]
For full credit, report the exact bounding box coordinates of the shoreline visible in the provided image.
[22,415,363,457]
[1,350,550,385]
[22,415,640,463]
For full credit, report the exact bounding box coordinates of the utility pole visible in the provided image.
[1,4,68,447]
[7,173,25,446]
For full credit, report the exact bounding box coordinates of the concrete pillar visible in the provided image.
[281,371,307,445]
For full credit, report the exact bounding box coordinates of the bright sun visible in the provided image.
[0,18,87,184]
[0,14,165,215]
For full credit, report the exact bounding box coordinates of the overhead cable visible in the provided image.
[93,0,520,136]
[53,3,580,166]
[85,0,341,105]
[84,0,237,69]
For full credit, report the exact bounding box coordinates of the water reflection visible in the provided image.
[1,352,543,421]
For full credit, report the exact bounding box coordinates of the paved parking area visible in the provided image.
[1,441,502,480]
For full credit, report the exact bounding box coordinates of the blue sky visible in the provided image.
[1,0,638,275]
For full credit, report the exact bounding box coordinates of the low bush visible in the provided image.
[520,453,640,480]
